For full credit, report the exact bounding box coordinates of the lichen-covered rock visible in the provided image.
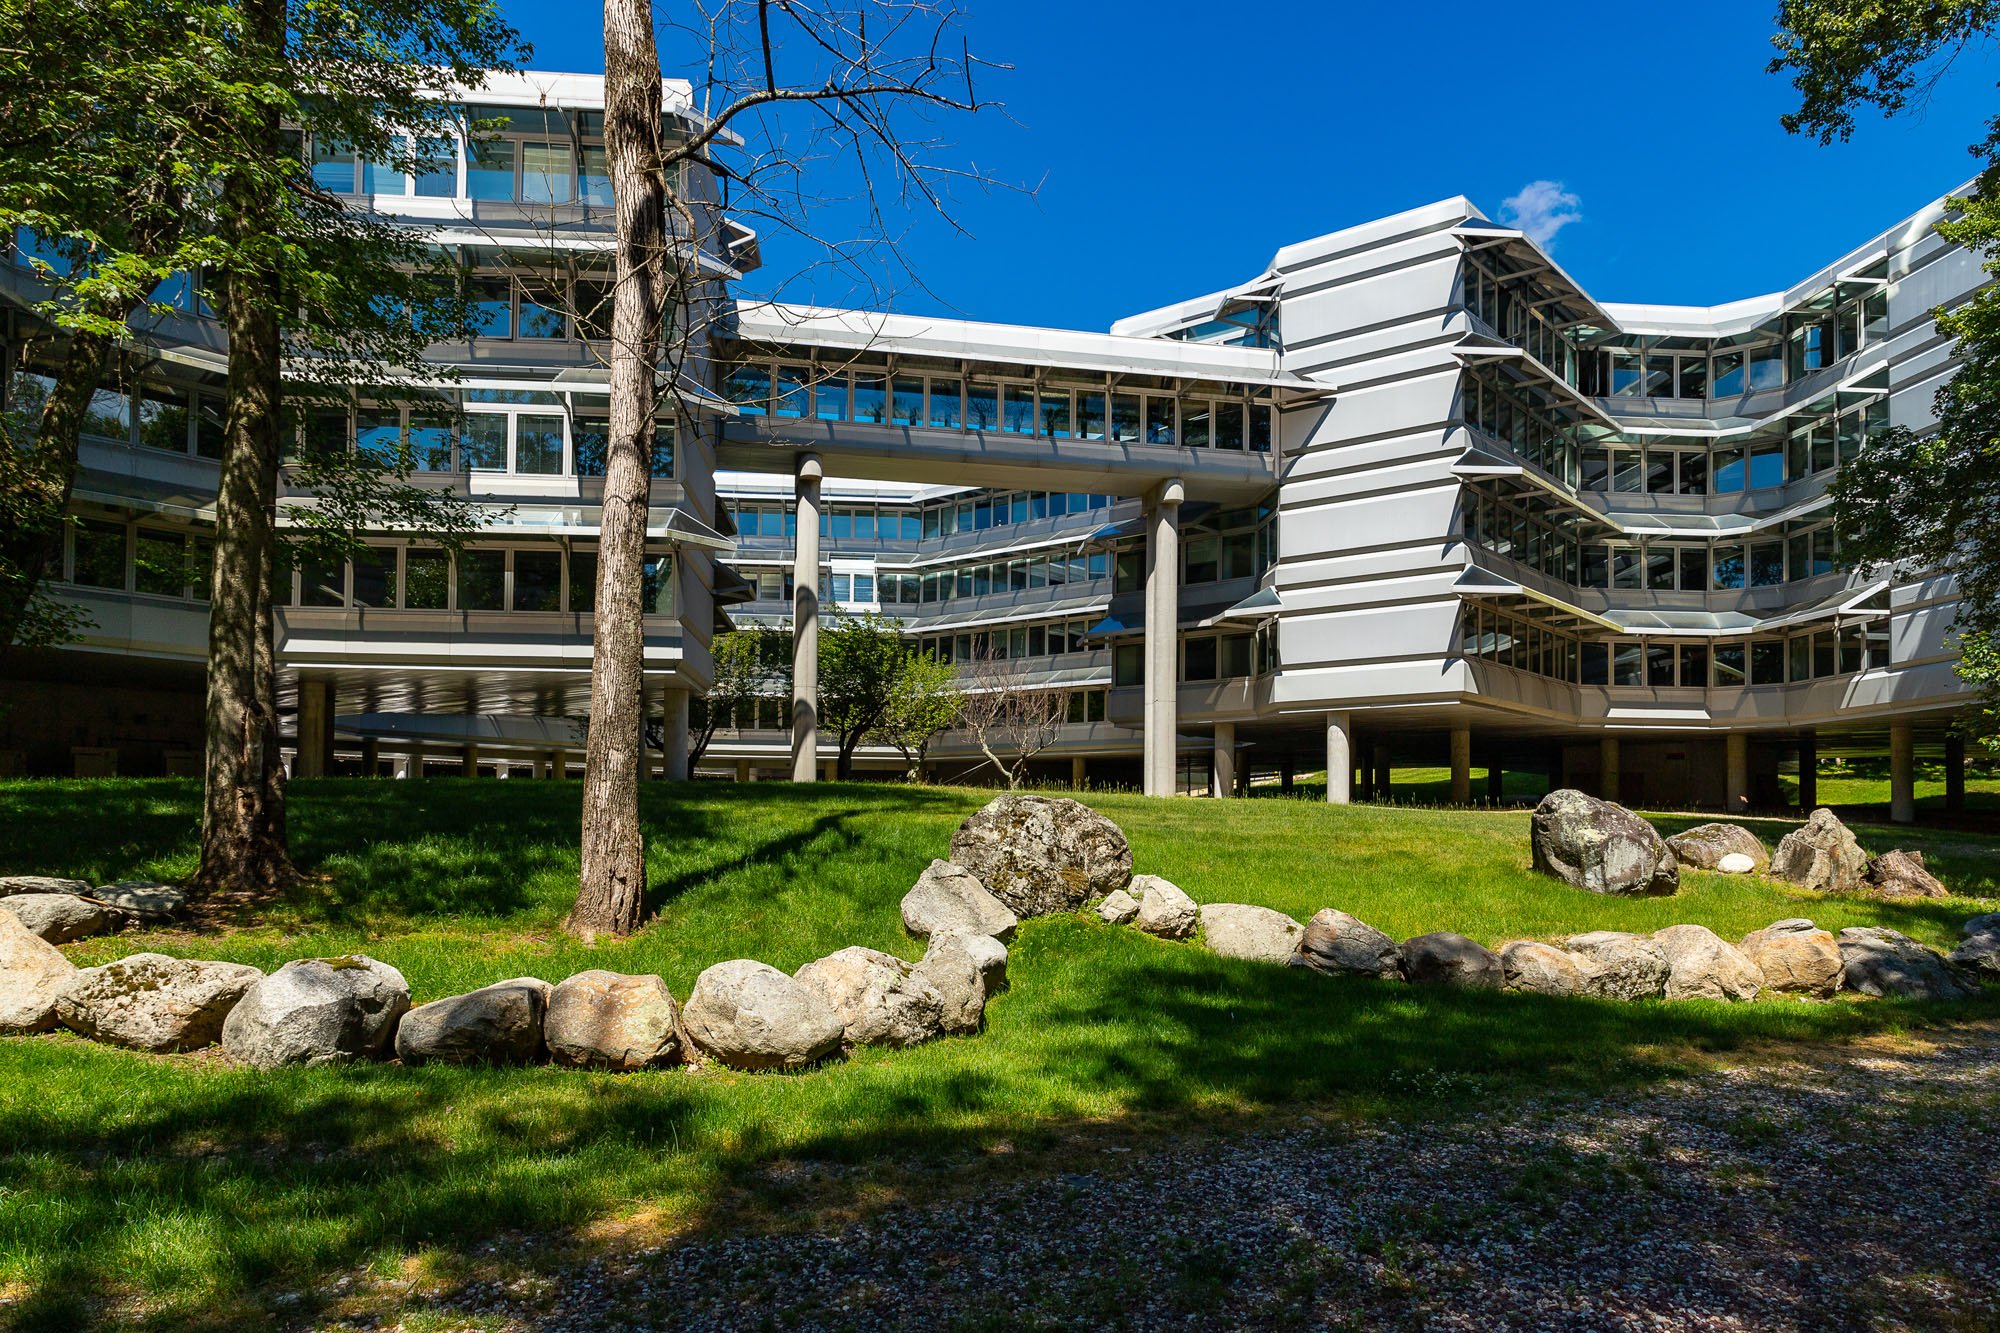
[796,946,945,1050]
[56,953,264,1052]
[1565,931,1670,1001]
[544,970,681,1070]
[1500,941,1586,997]
[1131,874,1198,940]
[87,880,186,923]
[1,892,117,944]
[221,956,411,1069]
[1770,809,1868,894]
[1665,823,1770,872]
[1530,790,1679,896]
[394,977,552,1066]
[1738,919,1843,997]
[1947,931,2000,980]
[947,795,1132,917]
[1864,850,1949,900]
[1095,889,1139,925]
[1402,931,1503,989]
[900,859,1017,940]
[0,909,75,1034]
[1290,909,1404,980]
[912,932,1008,1035]
[1838,927,1979,1000]
[1964,913,2000,941]
[682,959,844,1071]
[1199,903,1303,964]
[0,875,90,898]
[1651,924,1763,1002]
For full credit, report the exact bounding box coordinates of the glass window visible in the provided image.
[1747,345,1784,390]
[579,145,612,207]
[1750,541,1785,587]
[1184,637,1218,682]
[1185,536,1220,584]
[891,377,923,426]
[1678,357,1706,400]
[1647,643,1675,686]
[1789,635,1812,682]
[1611,546,1642,590]
[1712,545,1745,590]
[134,529,184,597]
[1678,643,1708,686]
[1712,351,1745,397]
[1713,446,1745,493]
[568,552,596,612]
[852,374,887,424]
[518,142,574,203]
[195,395,226,460]
[1813,631,1836,678]
[725,364,770,415]
[457,550,504,611]
[1645,452,1673,493]
[72,521,124,589]
[1145,398,1176,444]
[354,409,402,461]
[927,379,962,429]
[517,285,565,338]
[514,550,561,610]
[1646,548,1675,590]
[1221,633,1252,678]
[462,414,507,471]
[469,277,512,337]
[404,550,449,609]
[1075,391,1105,440]
[311,137,356,193]
[84,381,131,440]
[136,383,190,453]
[413,136,456,197]
[1181,401,1210,448]
[1678,450,1707,494]
[815,373,848,422]
[1249,403,1273,452]
[1751,640,1786,685]
[1215,401,1244,449]
[409,413,455,471]
[352,548,394,608]
[966,382,997,430]
[1609,351,1643,396]
[1000,385,1036,434]
[1678,547,1705,591]
[641,552,673,614]
[1749,443,1784,490]
[362,136,408,196]
[301,557,345,607]
[466,136,514,201]
[515,414,563,474]
[1039,390,1071,438]
[1114,643,1143,687]
[1111,394,1141,442]
[1713,643,1745,686]
[1611,449,1642,493]
[1612,642,1642,686]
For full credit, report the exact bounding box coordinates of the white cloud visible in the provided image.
[1499,180,1582,250]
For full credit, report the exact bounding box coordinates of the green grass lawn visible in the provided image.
[1,778,1996,1331]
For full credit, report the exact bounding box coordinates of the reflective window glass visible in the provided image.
[462,414,507,471]
[928,379,962,429]
[516,414,564,474]
[362,136,407,195]
[520,142,574,203]
[404,550,450,608]
[568,552,596,612]
[469,278,511,336]
[891,377,923,426]
[1182,401,1210,448]
[134,529,185,597]
[579,146,612,206]
[352,548,394,607]
[852,374,887,424]
[518,286,565,338]
[409,413,455,471]
[457,550,504,611]
[312,137,356,193]
[1146,398,1176,444]
[966,382,997,430]
[302,557,344,607]
[466,137,515,201]
[72,520,124,589]
[413,137,456,197]
[514,549,561,610]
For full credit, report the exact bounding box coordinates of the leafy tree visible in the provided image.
[690,627,792,769]
[1773,0,2000,742]
[869,650,960,781]
[819,612,913,779]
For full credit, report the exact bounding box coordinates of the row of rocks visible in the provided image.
[0,874,187,943]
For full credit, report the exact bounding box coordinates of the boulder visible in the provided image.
[87,880,186,924]
[1769,809,1868,894]
[1717,853,1758,875]
[1565,931,1670,1001]
[1,892,117,944]
[56,953,264,1052]
[0,874,90,898]
[1964,912,2000,940]
[682,959,844,1071]
[947,795,1132,917]
[795,946,945,1050]
[221,956,411,1069]
[1131,875,1198,940]
[1530,790,1680,897]
[1838,927,1979,1001]
[394,977,552,1066]
[1864,850,1949,900]
[1651,924,1763,1002]
[912,932,1008,1035]
[1500,941,1587,997]
[1665,823,1770,872]
[900,859,1017,941]
[0,909,76,1034]
[544,970,682,1070]
[1289,909,1404,980]
[1402,931,1503,989]
[1199,903,1304,965]
[1946,932,2000,980]
[1738,919,1843,997]
[1095,889,1139,925]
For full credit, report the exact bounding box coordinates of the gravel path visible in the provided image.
[383,1023,2000,1332]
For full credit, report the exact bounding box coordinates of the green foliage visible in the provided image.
[818,611,913,773]
[1769,1,2000,145]
[690,626,792,764]
[870,649,962,777]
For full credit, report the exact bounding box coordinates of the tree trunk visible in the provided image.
[195,0,294,896]
[570,0,666,939]
[0,330,113,654]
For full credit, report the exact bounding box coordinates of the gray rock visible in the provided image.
[544,970,682,1070]
[56,953,264,1052]
[1770,809,1868,894]
[682,959,844,1071]
[1651,924,1763,1002]
[0,909,76,1034]
[912,932,1008,1035]
[1838,927,1979,1001]
[87,880,186,924]
[1,892,117,944]
[1946,933,2000,980]
[1199,903,1304,964]
[1717,853,1758,875]
[1864,850,1949,899]
[947,795,1132,917]
[1131,875,1198,940]
[1289,909,1404,980]
[1963,912,2000,940]
[221,956,411,1068]
[0,875,91,898]
[1738,919,1843,997]
[1665,823,1771,872]
[1500,941,1586,997]
[796,946,945,1050]
[1095,889,1140,925]
[900,859,1017,941]
[1565,931,1671,1001]
[1402,931,1503,989]
[1530,789,1680,896]
[394,977,552,1066]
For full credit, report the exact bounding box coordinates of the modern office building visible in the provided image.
[0,70,1982,819]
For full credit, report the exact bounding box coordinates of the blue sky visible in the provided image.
[510,0,2000,329]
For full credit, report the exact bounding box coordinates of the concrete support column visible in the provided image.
[1143,479,1185,798]
[409,744,425,779]
[551,749,568,780]
[822,757,838,783]
[461,743,479,776]
[1325,711,1353,805]
[1599,735,1620,804]
[1211,722,1237,799]
[1724,733,1750,813]
[1889,720,1917,824]
[736,758,752,784]
[1071,755,1086,791]
[1797,731,1818,811]
[1946,733,1966,815]
[361,737,380,777]
[663,688,690,782]
[296,680,333,778]
[1449,727,1472,805]
[791,454,823,784]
